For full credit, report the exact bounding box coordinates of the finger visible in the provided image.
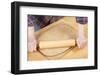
[76,39,81,48]
[28,42,37,52]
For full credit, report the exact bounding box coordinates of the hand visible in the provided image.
[76,34,87,48]
[28,26,37,52]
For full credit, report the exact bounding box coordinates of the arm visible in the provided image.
[28,26,37,52]
[28,15,37,52]
[76,23,87,48]
[76,17,87,48]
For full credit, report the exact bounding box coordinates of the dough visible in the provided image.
[36,19,76,56]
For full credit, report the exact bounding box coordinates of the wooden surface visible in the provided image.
[28,16,88,61]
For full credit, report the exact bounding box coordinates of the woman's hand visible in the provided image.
[76,24,87,48]
[28,26,37,52]
[76,33,87,48]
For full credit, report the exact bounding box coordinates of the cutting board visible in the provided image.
[28,16,88,60]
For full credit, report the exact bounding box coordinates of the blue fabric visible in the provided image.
[76,17,88,24]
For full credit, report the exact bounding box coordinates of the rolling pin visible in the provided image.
[38,39,76,49]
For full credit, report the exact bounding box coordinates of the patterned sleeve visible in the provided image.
[28,15,36,26]
[28,15,63,31]
[76,17,88,24]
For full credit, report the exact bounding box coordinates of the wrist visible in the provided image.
[77,23,84,35]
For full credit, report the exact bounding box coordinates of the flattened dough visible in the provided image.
[36,19,76,56]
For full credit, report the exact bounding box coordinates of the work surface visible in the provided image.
[28,16,88,61]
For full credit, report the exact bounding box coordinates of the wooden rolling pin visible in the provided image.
[38,39,75,49]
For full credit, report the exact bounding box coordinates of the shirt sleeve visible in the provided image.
[76,17,88,24]
[28,15,36,26]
